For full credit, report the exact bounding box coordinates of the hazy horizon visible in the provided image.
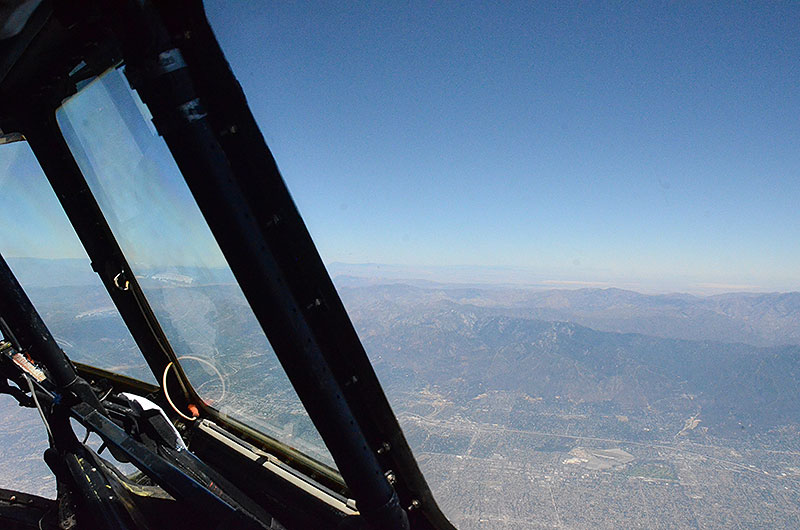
[6,256,798,297]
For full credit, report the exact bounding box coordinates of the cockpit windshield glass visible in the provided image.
[55,68,335,467]
[204,2,800,528]
[0,141,154,383]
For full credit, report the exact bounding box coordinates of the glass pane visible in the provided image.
[55,68,334,467]
[0,141,154,383]
[204,2,800,528]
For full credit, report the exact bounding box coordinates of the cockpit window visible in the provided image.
[55,68,335,467]
[202,2,800,528]
[0,141,154,383]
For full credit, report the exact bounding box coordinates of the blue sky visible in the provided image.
[200,1,800,291]
[1,2,799,292]
[0,143,86,260]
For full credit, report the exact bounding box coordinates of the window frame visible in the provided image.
[0,2,454,528]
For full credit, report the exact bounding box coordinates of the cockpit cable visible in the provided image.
[162,361,199,422]
[23,373,53,443]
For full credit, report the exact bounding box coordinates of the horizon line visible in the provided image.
[9,256,798,296]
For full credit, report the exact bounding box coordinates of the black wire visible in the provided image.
[24,374,53,443]
[37,505,55,530]
[99,387,113,402]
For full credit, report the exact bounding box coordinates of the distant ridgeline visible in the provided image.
[8,258,800,437]
[339,282,800,437]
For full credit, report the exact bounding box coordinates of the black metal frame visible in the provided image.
[0,0,349,497]
[0,1,455,529]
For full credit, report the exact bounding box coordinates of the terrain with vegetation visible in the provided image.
[3,259,800,528]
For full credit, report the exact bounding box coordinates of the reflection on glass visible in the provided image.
[0,141,154,383]
[55,68,334,466]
